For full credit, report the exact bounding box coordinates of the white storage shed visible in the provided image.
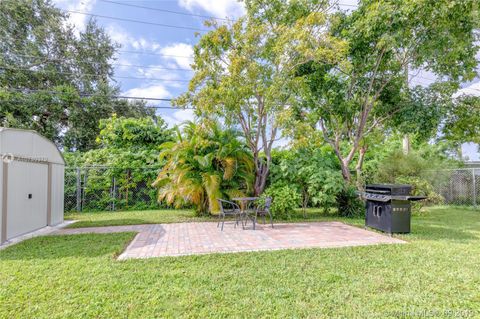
[0,128,65,244]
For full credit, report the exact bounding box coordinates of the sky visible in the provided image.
[52,0,480,158]
[51,0,248,127]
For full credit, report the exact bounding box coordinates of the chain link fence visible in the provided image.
[431,168,480,206]
[65,166,480,212]
[65,166,164,212]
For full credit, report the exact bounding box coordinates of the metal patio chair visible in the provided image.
[255,197,273,228]
[243,197,273,230]
[217,199,242,231]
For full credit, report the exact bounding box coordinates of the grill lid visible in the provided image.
[366,184,412,195]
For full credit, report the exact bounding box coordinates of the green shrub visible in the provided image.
[263,184,301,219]
[336,186,364,217]
[269,147,343,211]
[396,176,444,212]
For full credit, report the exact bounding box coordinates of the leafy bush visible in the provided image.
[373,149,447,210]
[362,134,460,185]
[374,150,430,183]
[396,176,444,212]
[336,186,364,217]
[263,184,301,219]
[153,121,254,216]
[63,116,173,212]
[269,146,343,212]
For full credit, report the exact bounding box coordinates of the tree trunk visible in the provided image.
[339,160,352,183]
[355,146,367,191]
[402,134,410,155]
[253,162,269,196]
[302,187,309,218]
[457,144,463,160]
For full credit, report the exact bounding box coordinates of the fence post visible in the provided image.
[472,168,476,207]
[76,168,82,212]
[112,176,116,211]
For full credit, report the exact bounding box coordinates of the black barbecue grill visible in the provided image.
[360,184,426,234]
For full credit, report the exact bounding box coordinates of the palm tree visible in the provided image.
[152,120,254,215]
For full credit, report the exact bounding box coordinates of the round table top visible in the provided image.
[231,197,260,201]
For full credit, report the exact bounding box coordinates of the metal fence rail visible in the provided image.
[65,166,480,212]
[65,166,163,212]
[431,168,480,206]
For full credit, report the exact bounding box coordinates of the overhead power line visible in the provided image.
[337,2,358,8]
[5,49,193,60]
[2,87,170,101]
[0,66,191,83]
[1,88,196,109]
[4,53,193,71]
[112,62,191,71]
[409,78,480,93]
[117,49,193,59]
[99,0,234,22]
[66,10,209,32]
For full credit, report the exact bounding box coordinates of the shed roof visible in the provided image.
[0,128,65,165]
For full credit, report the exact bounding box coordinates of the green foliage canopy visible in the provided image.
[175,0,347,195]
[287,0,479,183]
[443,95,480,146]
[0,0,153,150]
[270,147,344,213]
[63,116,173,211]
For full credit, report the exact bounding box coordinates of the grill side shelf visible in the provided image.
[390,195,427,201]
[365,189,390,194]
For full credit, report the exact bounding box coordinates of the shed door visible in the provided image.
[6,161,48,240]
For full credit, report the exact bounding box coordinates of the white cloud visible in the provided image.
[105,24,162,52]
[131,38,162,52]
[123,84,172,100]
[52,0,96,33]
[160,43,194,69]
[178,0,245,19]
[453,81,480,98]
[105,24,130,47]
[163,109,195,127]
[338,0,359,10]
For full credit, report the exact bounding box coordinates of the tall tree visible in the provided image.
[175,0,346,195]
[289,0,479,183]
[0,0,153,150]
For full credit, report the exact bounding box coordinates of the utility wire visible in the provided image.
[4,53,193,71]
[1,87,171,101]
[113,63,191,71]
[337,2,358,8]
[117,49,192,58]
[100,0,356,18]
[98,0,235,22]
[0,66,191,83]
[5,49,193,59]
[1,88,196,109]
[66,10,209,32]
[409,77,480,93]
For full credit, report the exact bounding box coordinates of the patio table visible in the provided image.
[232,197,260,230]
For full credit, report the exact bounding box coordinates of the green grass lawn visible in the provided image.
[65,207,354,228]
[65,209,210,228]
[1,207,479,318]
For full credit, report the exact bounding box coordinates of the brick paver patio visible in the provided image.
[56,221,405,259]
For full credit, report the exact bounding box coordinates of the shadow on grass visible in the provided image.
[411,223,478,241]
[67,218,156,228]
[410,223,479,241]
[406,208,480,241]
[0,232,136,260]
